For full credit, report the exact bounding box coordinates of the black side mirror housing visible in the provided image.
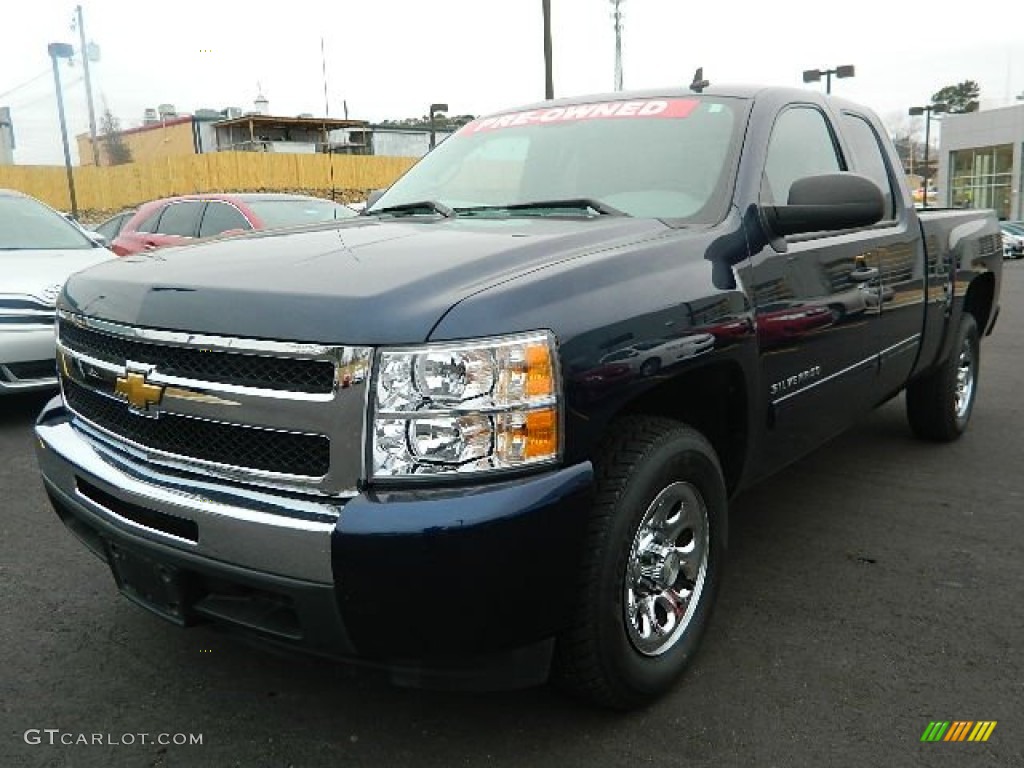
[763,172,884,237]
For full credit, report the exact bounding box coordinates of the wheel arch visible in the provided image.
[612,360,749,496]
[963,271,996,337]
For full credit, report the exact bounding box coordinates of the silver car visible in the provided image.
[1,189,116,393]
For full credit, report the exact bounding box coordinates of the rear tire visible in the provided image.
[906,313,979,442]
[554,417,727,710]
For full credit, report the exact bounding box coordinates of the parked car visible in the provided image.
[0,189,115,393]
[757,300,836,345]
[1000,222,1024,259]
[601,334,716,376]
[93,209,136,243]
[37,87,1002,709]
[110,193,357,256]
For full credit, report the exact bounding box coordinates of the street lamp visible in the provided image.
[802,65,855,95]
[48,42,78,219]
[429,102,448,151]
[908,102,947,209]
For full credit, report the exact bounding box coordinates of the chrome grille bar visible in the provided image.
[56,311,372,496]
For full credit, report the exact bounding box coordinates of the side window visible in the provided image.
[135,208,164,234]
[763,107,842,205]
[95,212,129,239]
[156,202,205,237]
[199,202,252,238]
[840,113,896,220]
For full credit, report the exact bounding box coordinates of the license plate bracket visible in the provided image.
[106,542,191,625]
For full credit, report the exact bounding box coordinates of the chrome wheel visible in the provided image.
[624,481,709,656]
[954,335,975,421]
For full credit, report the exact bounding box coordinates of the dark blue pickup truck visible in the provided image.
[36,86,1002,709]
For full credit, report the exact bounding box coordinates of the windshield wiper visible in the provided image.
[456,199,627,217]
[365,200,456,219]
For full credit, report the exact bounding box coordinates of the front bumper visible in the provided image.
[35,397,594,689]
[1,325,58,392]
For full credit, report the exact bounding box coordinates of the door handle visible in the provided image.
[849,266,879,282]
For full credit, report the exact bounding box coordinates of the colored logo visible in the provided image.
[115,368,164,416]
[920,721,997,742]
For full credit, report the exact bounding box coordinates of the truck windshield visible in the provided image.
[370,96,747,224]
[0,195,96,251]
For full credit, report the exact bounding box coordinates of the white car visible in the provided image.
[1,189,116,393]
[600,334,716,377]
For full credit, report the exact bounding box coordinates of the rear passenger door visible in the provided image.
[198,201,253,239]
[837,110,927,401]
[147,201,205,250]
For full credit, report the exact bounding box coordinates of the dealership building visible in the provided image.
[936,102,1024,221]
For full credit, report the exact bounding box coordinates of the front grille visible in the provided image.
[59,320,335,393]
[6,360,57,380]
[64,379,330,478]
[0,297,55,326]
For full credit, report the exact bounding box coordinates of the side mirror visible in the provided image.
[364,189,386,211]
[763,173,884,237]
[86,231,109,247]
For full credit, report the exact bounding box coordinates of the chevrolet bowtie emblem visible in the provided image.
[114,371,164,414]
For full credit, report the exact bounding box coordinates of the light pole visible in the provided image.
[802,65,855,94]
[429,103,448,151]
[48,42,78,218]
[908,102,947,208]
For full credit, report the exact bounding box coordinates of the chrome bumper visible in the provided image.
[35,403,341,584]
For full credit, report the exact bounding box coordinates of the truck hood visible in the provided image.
[60,216,671,344]
[3,247,115,302]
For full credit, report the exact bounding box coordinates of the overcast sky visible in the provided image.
[2,0,1022,165]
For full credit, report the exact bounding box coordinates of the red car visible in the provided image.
[110,193,357,256]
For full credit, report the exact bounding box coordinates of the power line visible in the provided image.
[6,75,85,110]
[0,69,51,100]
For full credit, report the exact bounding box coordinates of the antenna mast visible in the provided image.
[610,0,625,91]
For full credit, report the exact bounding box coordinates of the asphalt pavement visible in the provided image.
[2,263,1022,768]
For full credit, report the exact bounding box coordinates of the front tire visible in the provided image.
[554,417,727,709]
[639,358,661,377]
[906,313,979,442]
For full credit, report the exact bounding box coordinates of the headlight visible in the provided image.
[371,331,561,479]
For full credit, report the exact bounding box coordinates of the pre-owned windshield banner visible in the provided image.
[464,99,699,133]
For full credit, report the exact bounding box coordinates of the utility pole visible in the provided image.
[610,0,624,91]
[542,0,554,99]
[73,5,100,166]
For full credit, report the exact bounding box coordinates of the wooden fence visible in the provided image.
[0,152,417,213]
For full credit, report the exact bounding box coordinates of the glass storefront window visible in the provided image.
[948,144,1013,219]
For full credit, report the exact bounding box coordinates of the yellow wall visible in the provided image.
[0,152,416,212]
[76,120,197,166]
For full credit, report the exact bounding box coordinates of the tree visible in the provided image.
[99,104,132,165]
[883,110,943,184]
[931,81,980,114]
[377,114,476,131]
